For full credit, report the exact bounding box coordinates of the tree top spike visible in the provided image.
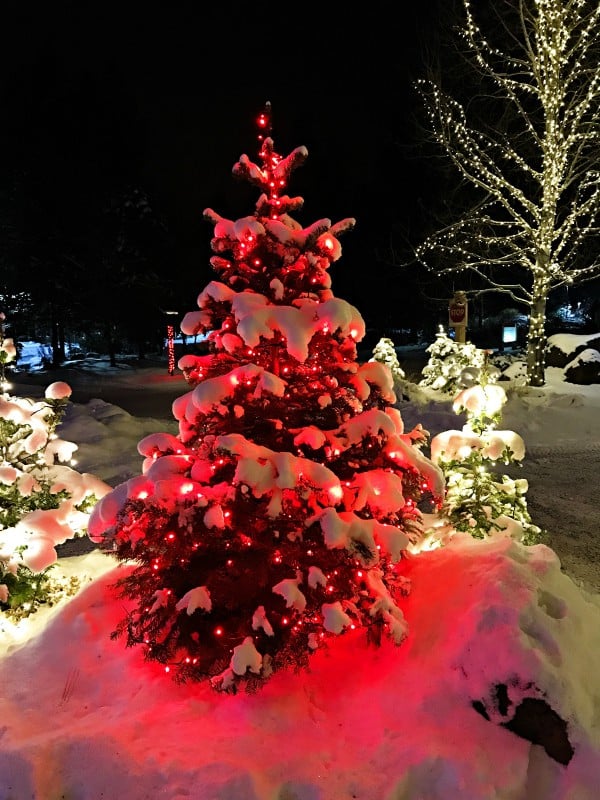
[257,102,273,148]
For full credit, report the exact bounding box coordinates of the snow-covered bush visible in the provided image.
[0,315,112,617]
[428,363,542,545]
[419,330,486,395]
[487,348,526,375]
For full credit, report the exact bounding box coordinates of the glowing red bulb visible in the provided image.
[215,627,223,636]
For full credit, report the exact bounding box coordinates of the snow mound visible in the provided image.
[1,537,599,799]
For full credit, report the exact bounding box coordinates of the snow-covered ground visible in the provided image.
[1,355,600,800]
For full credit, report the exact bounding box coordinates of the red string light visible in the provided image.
[256,101,283,207]
[166,324,176,375]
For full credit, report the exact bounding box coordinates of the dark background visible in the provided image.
[0,0,452,354]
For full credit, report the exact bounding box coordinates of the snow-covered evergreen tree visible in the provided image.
[0,313,111,616]
[419,329,486,395]
[370,337,405,386]
[429,362,542,545]
[88,104,444,692]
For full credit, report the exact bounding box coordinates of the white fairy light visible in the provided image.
[415,0,600,388]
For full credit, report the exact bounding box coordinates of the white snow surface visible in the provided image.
[1,356,600,800]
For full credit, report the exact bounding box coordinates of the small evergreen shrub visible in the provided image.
[0,314,111,617]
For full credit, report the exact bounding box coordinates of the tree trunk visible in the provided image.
[51,315,61,368]
[57,320,66,363]
[526,289,548,387]
[104,321,118,368]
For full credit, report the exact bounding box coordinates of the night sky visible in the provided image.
[0,0,447,333]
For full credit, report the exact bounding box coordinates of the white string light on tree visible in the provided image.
[415,0,600,387]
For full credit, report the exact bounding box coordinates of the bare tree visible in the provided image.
[415,0,600,385]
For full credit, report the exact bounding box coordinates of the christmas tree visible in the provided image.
[0,314,111,616]
[429,360,542,545]
[419,329,486,395]
[88,104,444,692]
